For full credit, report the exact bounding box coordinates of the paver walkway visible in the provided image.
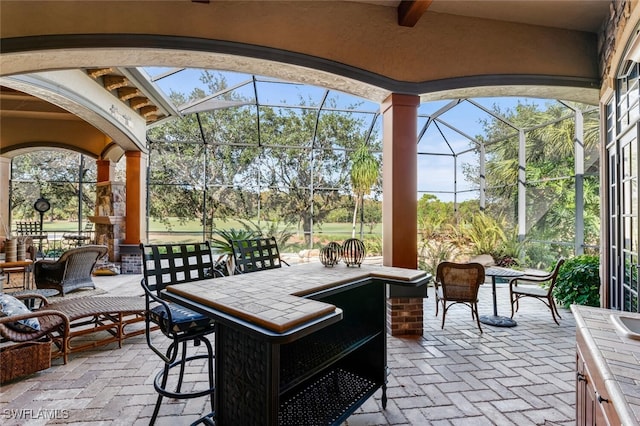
[0,270,576,425]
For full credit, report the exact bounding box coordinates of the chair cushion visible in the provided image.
[150,303,214,334]
[512,285,548,297]
[0,293,41,332]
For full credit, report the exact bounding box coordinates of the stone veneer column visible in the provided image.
[382,93,422,336]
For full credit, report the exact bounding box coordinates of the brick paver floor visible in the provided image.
[0,270,576,425]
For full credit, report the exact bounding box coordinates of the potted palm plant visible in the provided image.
[210,228,260,275]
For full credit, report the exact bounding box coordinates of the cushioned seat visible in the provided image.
[149,303,215,334]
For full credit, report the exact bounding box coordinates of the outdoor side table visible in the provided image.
[0,259,34,291]
[63,234,91,247]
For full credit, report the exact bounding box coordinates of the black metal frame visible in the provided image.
[231,236,289,274]
[139,242,221,425]
[509,258,565,325]
[14,221,48,258]
[163,274,392,426]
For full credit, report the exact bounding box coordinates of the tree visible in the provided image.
[11,151,96,224]
[146,71,380,246]
[417,194,454,240]
[147,73,260,233]
[362,198,382,234]
[466,101,600,264]
[349,142,379,238]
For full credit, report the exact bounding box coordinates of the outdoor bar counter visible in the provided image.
[163,262,429,425]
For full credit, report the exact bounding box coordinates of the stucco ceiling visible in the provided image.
[0,0,614,160]
[357,0,611,32]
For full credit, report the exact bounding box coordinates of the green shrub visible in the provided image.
[491,229,523,268]
[363,235,382,256]
[418,240,456,276]
[463,212,506,256]
[210,228,261,255]
[553,255,600,308]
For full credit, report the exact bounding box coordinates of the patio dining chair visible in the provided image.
[509,258,565,325]
[435,261,485,333]
[62,222,94,247]
[139,242,221,425]
[231,236,289,274]
[14,221,48,259]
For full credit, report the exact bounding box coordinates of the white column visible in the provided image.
[0,157,11,239]
[575,110,585,255]
[518,130,526,241]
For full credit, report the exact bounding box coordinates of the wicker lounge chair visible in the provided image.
[34,245,107,295]
[0,292,146,364]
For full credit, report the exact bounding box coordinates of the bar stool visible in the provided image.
[140,242,220,425]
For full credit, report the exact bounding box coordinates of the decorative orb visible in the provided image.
[326,241,343,261]
[342,238,365,267]
[320,245,340,267]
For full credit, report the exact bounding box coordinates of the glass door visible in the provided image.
[609,61,640,313]
[618,126,639,312]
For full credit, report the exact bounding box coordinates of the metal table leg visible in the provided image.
[479,276,517,327]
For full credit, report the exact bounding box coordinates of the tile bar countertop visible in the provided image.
[164,262,429,335]
[571,305,640,425]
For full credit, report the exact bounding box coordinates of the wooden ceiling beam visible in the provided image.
[129,97,151,110]
[139,105,158,118]
[86,68,113,79]
[398,0,432,27]
[117,87,141,101]
[103,75,129,91]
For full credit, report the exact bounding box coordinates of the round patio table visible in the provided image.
[480,267,524,327]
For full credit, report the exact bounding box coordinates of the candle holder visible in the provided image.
[320,243,341,267]
[342,238,365,267]
[327,241,343,260]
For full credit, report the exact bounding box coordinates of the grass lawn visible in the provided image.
[36,218,382,252]
[37,218,381,234]
[146,217,381,236]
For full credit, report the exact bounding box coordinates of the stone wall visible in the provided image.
[599,0,632,86]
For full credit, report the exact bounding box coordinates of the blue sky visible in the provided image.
[145,67,550,203]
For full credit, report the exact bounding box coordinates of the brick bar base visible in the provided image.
[119,244,142,274]
[121,253,142,274]
[387,297,424,336]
